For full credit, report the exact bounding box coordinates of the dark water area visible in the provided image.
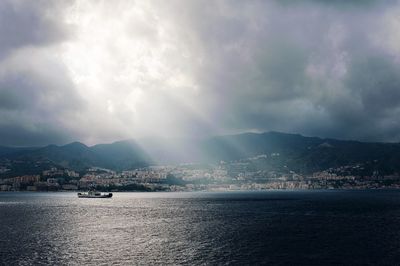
[1,190,400,265]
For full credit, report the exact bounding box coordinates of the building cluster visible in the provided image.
[43,168,79,178]
[1,161,400,192]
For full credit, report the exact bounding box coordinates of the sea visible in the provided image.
[1,190,400,265]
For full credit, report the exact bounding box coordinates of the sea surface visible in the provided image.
[1,190,400,265]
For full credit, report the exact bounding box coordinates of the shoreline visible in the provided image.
[1,187,399,193]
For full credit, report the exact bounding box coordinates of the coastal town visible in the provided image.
[1,155,400,192]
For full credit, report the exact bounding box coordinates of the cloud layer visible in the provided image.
[1,0,400,145]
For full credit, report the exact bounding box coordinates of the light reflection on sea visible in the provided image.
[1,191,400,265]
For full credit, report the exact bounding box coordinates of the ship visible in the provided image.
[77,191,113,198]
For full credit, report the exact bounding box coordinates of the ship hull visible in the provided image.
[77,193,113,198]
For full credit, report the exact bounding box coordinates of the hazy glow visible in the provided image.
[1,0,400,146]
[59,0,215,143]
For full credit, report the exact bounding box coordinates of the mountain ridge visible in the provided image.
[1,131,400,177]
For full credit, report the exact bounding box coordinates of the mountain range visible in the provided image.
[1,131,400,177]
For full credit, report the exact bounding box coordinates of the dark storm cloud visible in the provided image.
[0,0,71,59]
[2,0,400,146]
[0,0,83,146]
[162,0,400,142]
[321,55,400,141]
[0,123,71,147]
[282,0,391,7]
[0,55,86,146]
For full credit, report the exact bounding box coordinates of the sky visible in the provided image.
[1,0,400,146]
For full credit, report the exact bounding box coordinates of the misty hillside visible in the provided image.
[202,132,400,174]
[1,132,400,176]
[91,140,152,170]
[1,140,151,173]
